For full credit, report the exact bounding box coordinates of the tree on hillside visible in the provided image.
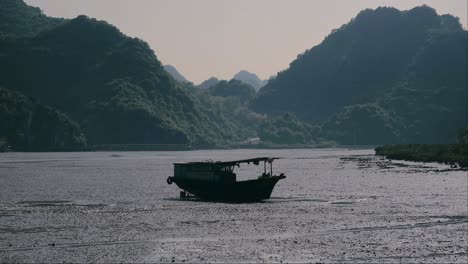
[0,87,87,151]
[208,79,256,103]
[258,113,321,145]
[457,127,468,145]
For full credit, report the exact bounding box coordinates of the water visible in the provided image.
[0,149,467,263]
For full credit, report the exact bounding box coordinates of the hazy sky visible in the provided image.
[26,0,467,84]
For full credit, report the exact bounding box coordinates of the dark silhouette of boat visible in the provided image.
[166,157,286,202]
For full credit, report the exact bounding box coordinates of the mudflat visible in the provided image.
[0,149,466,263]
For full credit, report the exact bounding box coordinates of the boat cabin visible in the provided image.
[173,157,279,184]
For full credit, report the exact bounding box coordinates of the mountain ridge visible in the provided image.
[252,5,466,144]
[0,0,65,38]
[233,70,266,91]
[0,9,245,147]
[1,1,465,148]
[164,64,191,83]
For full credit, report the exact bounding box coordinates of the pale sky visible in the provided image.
[26,0,467,84]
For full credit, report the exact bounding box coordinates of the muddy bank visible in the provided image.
[375,144,468,169]
[0,149,467,263]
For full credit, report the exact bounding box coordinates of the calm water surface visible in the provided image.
[0,149,467,263]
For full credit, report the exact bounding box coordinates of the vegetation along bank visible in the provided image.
[375,127,468,169]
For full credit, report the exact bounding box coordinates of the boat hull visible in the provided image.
[172,175,285,202]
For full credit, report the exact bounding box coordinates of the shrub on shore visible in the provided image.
[375,144,468,168]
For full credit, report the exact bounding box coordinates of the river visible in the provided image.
[0,149,466,263]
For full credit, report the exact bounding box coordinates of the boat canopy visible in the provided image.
[173,157,281,183]
[174,157,279,167]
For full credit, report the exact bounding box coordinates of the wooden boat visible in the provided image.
[166,157,286,202]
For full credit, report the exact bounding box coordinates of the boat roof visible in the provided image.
[174,157,279,166]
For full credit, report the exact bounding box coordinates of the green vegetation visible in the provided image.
[208,80,257,103]
[375,144,468,168]
[457,127,468,145]
[164,65,191,84]
[179,81,261,144]
[1,1,466,149]
[0,87,87,151]
[0,12,249,147]
[0,0,64,38]
[197,77,220,89]
[233,70,266,91]
[375,127,468,168]
[253,6,467,145]
[323,103,399,145]
[0,137,9,152]
[258,113,322,145]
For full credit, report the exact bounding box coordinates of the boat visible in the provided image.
[166,157,286,202]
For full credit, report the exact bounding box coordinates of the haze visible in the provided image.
[26,0,467,84]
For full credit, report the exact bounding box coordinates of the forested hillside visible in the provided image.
[164,65,190,83]
[198,77,220,89]
[253,6,467,144]
[208,80,256,103]
[0,8,247,147]
[1,1,465,149]
[0,87,86,151]
[0,0,64,38]
[233,70,266,91]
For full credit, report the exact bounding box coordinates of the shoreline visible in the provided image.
[6,143,460,152]
[375,144,468,169]
[0,143,380,153]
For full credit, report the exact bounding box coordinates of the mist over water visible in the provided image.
[0,149,467,263]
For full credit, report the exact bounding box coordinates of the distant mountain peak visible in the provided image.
[198,77,220,89]
[232,70,266,91]
[233,70,260,80]
[236,70,255,75]
[164,65,190,83]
